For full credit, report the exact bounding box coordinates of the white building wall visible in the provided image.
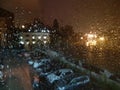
[20,32,50,49]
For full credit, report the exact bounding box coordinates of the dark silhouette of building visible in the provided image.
[0,7,14,48]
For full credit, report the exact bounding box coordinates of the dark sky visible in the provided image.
[1,0,120,32]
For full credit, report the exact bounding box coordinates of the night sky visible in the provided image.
[1,0,120,32]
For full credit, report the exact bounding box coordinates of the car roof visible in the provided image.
[71,75,89,81]
[58,69,73,73]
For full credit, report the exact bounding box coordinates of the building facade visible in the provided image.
[19,20,50,49]
[20,31,50,49]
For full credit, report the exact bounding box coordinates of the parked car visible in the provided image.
[46,69,73,84]
[32,75,39,88]
[55,75,90,90]
[109,74,120,83]
[28,60,34,65]
[0,71,5,86]
[0,64,4,70]
[36,64,52,76]
[33,59,50,68]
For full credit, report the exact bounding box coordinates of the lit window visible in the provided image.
[38,36,41,39]
[26,42,29,45]
[32,36,35,39]
[42,30,46,33]
[43,41,47,44]
[43,36,47,39]
[81,37,83,39]
[99,37,104,41]
[20,36,23,39]
[32,41,36,44]
[42,30,44,32]
[44,30,46,32]
[47,30,50,33]
[28,29,31,32]
[20,41,24,45]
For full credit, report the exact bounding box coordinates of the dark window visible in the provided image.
[26,34,29,37]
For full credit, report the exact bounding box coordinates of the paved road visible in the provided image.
[0,53,33,90]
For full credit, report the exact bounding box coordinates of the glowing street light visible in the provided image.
[88,34,94,38]
[99,37,105,41]
[85,32,97,46]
